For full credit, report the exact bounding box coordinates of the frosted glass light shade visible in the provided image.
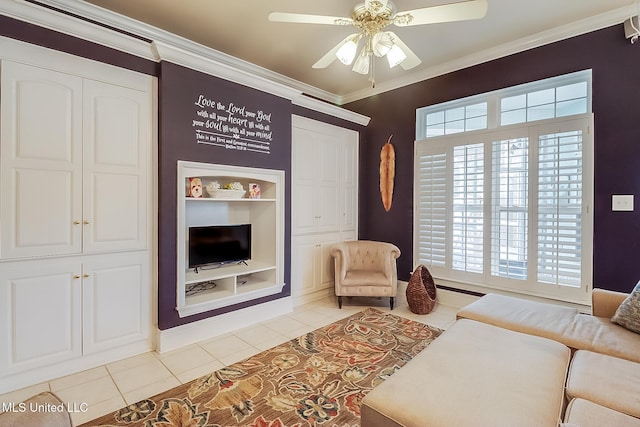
[352,49,371,74]
[336,40,358,65]
[387,44,407,68]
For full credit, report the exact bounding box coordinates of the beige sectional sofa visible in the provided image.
[361,288,640,426]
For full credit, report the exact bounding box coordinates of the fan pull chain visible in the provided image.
[369,55,376,88]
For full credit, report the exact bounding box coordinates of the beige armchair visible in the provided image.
[331,240,401,309]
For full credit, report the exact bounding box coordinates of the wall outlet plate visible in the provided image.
[612,194,634,211]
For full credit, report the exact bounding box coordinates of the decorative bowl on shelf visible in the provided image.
[208,189,246,199]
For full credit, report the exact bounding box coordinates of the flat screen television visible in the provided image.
[188,224,251,269]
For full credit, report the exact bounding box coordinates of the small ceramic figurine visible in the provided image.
[188,177,203,198]
[205,181,221,197]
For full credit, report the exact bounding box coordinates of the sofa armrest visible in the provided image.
[592,288,628,318]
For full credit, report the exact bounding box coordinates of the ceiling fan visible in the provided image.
[268,0,488,87]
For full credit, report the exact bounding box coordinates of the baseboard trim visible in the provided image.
[156,297,294,353]
[435,287,481,309]
[0,340,152,395]
[291,288,335,307]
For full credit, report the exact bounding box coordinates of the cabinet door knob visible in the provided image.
[83,220,91,225]
[73,275,81,279]
[83,274,90,278]
[73,220,81,225]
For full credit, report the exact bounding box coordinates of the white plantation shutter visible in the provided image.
[537,130,583,287]
[452,144,484,273]
[491,138,529,280]
[416,150,447,267]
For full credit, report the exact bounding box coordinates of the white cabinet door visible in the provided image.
[0,261,82,374]
[0,62,150,259]
[83,252,150,354]
[316,138,340,234]
[83,80,149,253]
[290,235,319,296]
[291,125,340,235]
[0,61,83,258]
[291,234,340,297]
[291,133,318,235]
[319,236,340,290]
[341,134,359,232]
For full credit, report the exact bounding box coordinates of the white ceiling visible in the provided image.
[77,0,636,103]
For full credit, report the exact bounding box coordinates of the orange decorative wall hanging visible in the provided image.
[379,136,395,212]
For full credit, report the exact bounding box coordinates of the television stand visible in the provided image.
[176,161,285,317]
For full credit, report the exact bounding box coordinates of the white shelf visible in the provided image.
[185,260,275,284]
[176,161,285,318]
[180,282,285,317]
[186,197,276,202]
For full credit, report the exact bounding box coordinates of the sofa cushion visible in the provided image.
[566,350,640,419]
[563,398,640,427]
[457,293,640,363]
[456,293,578,342]
[361,319,570,427]
[612,281,640,334]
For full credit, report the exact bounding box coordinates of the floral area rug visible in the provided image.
[81,308,442,427]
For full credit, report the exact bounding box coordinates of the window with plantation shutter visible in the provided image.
[491,137,529,281]
[452,143,484,274]
[537,130,584,287]
[416,151,447,267]
[414,71,593,304]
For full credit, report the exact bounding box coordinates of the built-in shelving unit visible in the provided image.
[176,161,285,317]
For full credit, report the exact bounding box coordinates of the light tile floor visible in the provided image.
[0,292,458,426]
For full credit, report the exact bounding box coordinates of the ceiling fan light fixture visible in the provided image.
[269,0,489,83]
[352,49,371,74]
[336,36,359,65]
[386,43,407,68]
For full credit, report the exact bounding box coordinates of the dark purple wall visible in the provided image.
[157,62,295,329]
[346,24,640,294]
[156,66,367,329]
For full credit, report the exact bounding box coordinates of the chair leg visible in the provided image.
[338,296,343,309]
[390,297,394,310]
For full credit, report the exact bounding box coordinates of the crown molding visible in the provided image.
[151,40,301,102]
[0,0,154,59]
[293,94,370,126]
[2,0,372,124]
[339,5,637,104]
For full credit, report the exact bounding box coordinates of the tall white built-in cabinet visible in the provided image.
[291,116,358,302]
[0,38,155,393]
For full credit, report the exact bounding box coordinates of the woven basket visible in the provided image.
[406,264,437,314]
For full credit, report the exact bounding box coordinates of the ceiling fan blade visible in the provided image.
[386,32,422,70]
[393,0,488,27]
[268,12,352,26]
[312,34,359,69]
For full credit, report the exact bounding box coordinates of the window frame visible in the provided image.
[414,71,593,305]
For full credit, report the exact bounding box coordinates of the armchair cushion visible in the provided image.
[342,270,390,287]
